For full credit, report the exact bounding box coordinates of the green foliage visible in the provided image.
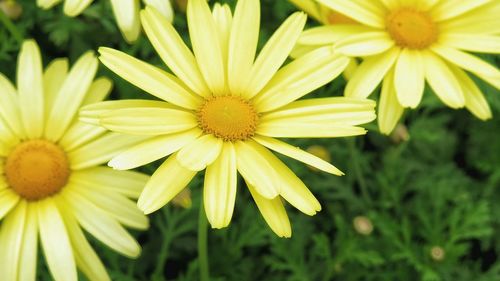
[1,0,499,280]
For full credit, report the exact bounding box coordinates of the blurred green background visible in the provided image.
[1,0,500,280]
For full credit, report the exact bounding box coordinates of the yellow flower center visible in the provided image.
[386,8,438,49]
[198,96,259,141]
[4,140,70,200]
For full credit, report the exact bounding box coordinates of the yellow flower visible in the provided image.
[302,0,500,134]
[36,0,174,43]
[0,40,149,281]
[82,0,376,238]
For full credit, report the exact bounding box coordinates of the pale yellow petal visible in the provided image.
[63,0,93,16]
[335,32,394,57]
[45,51,98,141]
[289,0,321,21]
[0,189,20,220]
[109,128,202,170]
[17,40,44,138]
[0,201,26,281]
[79,99,171,125]
[99,107,198,135]
[0,73,25,139]
[58,207,110,281]
[59,122,107,152]
[423,51,465,108]
[68,133,147,170]
[204,143,237,228]
[17,203,38,281]
[439,34,500,54]
[140,6,210,96]
[244,12,307,99]
[71,184,149,230]
[143,0,174,22]
[187,0,225,95]
[255,46,350,112]
[176,134,223,171]
[256,122,367,138]
[227,0,259,96]
[317,0,385,28]
[431,0,492,21]
[344,47,400,98]
[253,135,344,176]
[247,182,291,238]
[43,58,69,116]
[431,45,500,89]
[439,2,500,34]
[449,65,492,120]
[298,25,375,46]
[235,140,279,199]
[38,198,77,281]
[378,68,404,135]
[82,77,113,105]
[212,3,233,92]
[71,167,148,199]
[253,145,321,216]
[394,49,425,108]
[260,97,376,126]
[110,0,140,43]
[98,47,201,109]
[137,154,197,214]
[61,189,141,258]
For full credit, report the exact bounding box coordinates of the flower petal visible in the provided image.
[431,0,492,21]
[187,0,226,95]
[0,189,20,220]
[140,6,210,96]
[63,0,93,16]
[439,33,500,54]
[45,51,98,142]
[137,154,197,214]
[423,51,465,108]
[17,40,44,138]
[204,143,237,228]
[253,135,343,175]
[17,203,38,281]
[98,47,202,109]
[378,68,404,135]
[394,49,425,108]
[227,0,259,96]
[99,107,198,136]
[0,201,26,281]
[335,31,394,57]
[235,140,279,199]
[38,198,77,281]
[247,182,291,238]
[317,0,385,28]
[0,73,25,139]
[110,0,140,43]
[176,134,223,171]
[244,12,307,99]
[344,47,400,98]
[109,128,202,170]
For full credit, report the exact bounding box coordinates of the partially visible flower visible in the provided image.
[36,0,174,43]
[306,0,500,134]
[430,246,445,261]
[0,0,22,19]
[389,123,410,144]
[172,188,192,209]
[82,0,375,238]
[353,216,373,235]
[0,40,149,281]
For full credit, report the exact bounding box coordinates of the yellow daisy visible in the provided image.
[301,0,500,134]
[81,0,376,238]
[0,40,149,281]
[36,0,174,43]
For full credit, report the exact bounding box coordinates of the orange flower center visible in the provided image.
[198,96,258,141]
[4,140,70,200]
[386,8,438,49]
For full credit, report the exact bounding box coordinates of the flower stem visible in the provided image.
[198,203,210,281]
